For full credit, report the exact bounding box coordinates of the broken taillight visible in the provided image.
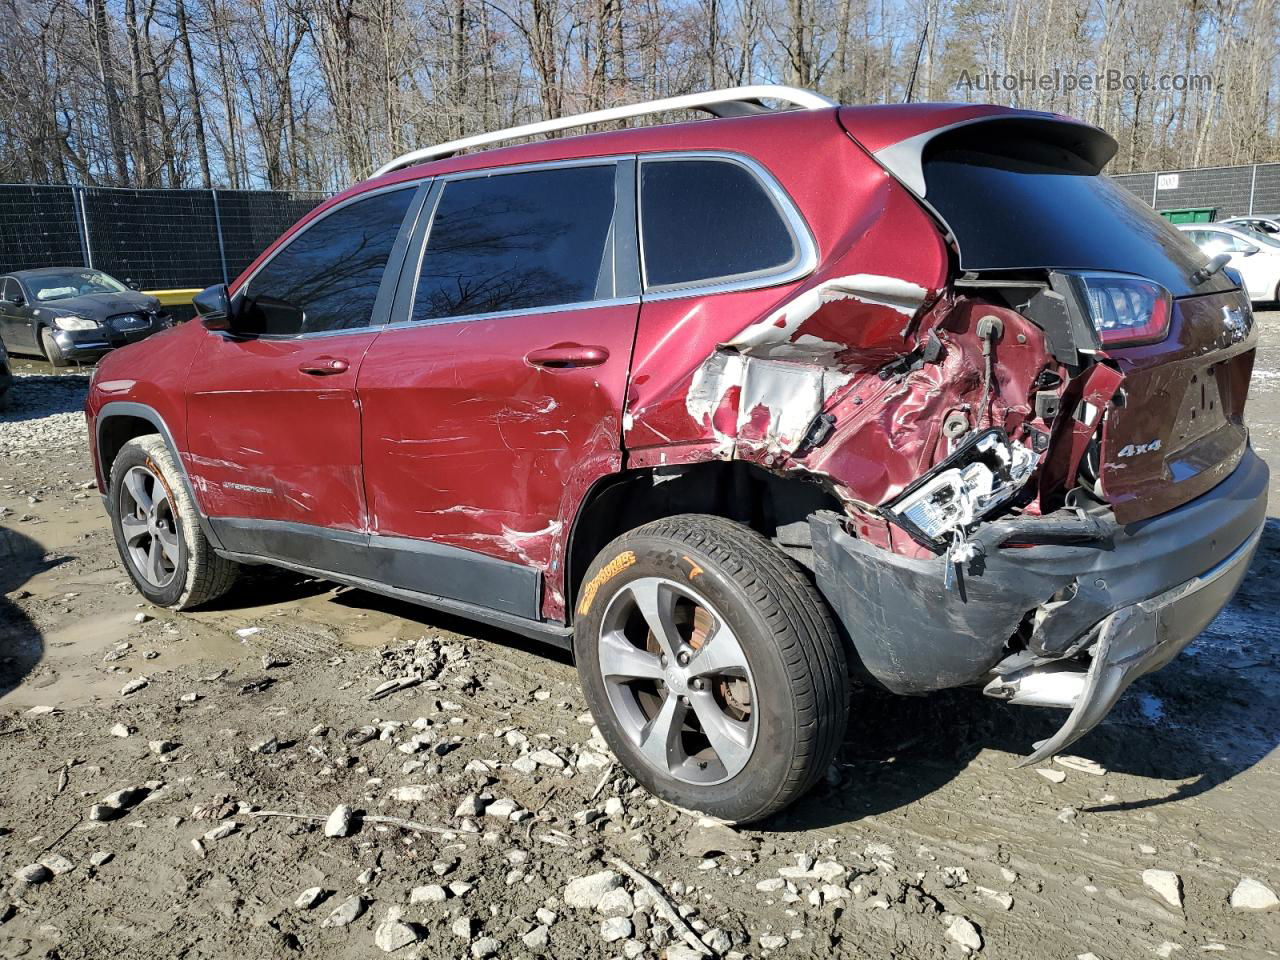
[1073,272,1172,347]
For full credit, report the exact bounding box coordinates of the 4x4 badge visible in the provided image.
[1116,439,1161,458]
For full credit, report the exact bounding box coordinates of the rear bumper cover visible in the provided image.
[811,446,1268,751]
[1010,520,1261,764]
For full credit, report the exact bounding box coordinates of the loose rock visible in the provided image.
[294,886,325,909]
[410,884,448,904]
[945,915,983,952]
[1142,869,1184,909]
[600,916,632,942]
[321,895,365,927]
[1229,877,1278,910]
[564,870,622,910]
[324,803,355,838]
[13,863,52,885]
[1054,755,1106,776]
[374,917,421,952]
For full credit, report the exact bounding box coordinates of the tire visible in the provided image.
[573,514,848,823]
[108,434,238,609]
[39,327,70,367]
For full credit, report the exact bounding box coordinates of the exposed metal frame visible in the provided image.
[372,85,837,178]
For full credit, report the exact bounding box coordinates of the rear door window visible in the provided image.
[412,164,616,322]
[241,187,416,336]
[639,158,800,290]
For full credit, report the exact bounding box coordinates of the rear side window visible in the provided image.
[242,187,415,336]
[639,158,799,290]
[412,164,616,322]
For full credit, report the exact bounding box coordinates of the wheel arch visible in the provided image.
[96,401,224,550]
[564,460,843,624]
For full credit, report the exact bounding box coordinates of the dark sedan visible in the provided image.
[0,338,11,409]
[0,268,172,366]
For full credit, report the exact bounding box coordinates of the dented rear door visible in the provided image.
[357,161,640,621]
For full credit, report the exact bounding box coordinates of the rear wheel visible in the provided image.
[108,435,238,609]
[573,514,848,823]
[39,328,70,367]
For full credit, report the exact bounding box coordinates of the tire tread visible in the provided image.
[597,513,847,822]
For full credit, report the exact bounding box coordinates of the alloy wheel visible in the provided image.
[597,576,758,785]
[118,464,180,589]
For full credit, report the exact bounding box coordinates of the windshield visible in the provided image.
[921,149,1236,297]
[31,270,128,302]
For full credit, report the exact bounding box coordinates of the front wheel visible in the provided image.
[108,435,239,609]
[39,328,70,367]
[573,514,848,823]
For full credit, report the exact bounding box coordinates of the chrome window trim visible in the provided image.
[636,151,818,301]
[403,156,624,327]
[382,295,641,333]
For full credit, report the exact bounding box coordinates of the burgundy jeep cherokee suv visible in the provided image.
[86,86,1267,822]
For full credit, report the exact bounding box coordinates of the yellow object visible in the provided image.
[577,550,637,616]
[143,288,201,307]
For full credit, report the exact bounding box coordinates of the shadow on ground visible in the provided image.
[773,516,1280,832]
[0,525,59,704]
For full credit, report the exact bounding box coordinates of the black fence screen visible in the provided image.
[1112,163,1280,219]
[0,184,326,289]
[5,166,1279,289]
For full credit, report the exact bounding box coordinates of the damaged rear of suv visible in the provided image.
[805,107,1266,768]
[87,88,1266,824]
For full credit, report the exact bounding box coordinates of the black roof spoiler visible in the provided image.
[872,114,1119,198]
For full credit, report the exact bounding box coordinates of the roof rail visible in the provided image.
[371,85,837,178]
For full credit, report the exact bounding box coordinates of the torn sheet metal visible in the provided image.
[724,273,930,361]
[685,352,849,460]
[681,274,933,463]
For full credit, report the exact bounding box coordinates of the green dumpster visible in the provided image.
[1159,208,1216,224]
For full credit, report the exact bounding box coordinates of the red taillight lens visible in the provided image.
[1076,272,1171,346]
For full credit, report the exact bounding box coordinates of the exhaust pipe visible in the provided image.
[982,663,1088,709]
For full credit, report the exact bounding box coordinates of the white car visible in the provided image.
[1221,214,1280,237]
[1177,222,1280,303]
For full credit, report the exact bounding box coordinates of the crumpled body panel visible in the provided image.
[625,151,956,490]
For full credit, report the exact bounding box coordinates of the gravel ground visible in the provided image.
[1,317,1279,960]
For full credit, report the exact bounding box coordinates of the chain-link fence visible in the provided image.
[1112,163,1280,218]
[0,184,327,290]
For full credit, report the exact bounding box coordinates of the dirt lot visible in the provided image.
[1,315,1278,960]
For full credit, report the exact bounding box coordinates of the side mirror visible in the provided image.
[1242,244,1260,257]
[126,278,142,291]
[194,283,234,331]
[11,291,24,306]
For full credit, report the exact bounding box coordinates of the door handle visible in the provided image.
[525,344,610,369]
[298,356,349,375]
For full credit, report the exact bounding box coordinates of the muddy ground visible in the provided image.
[1,315,1279,960]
